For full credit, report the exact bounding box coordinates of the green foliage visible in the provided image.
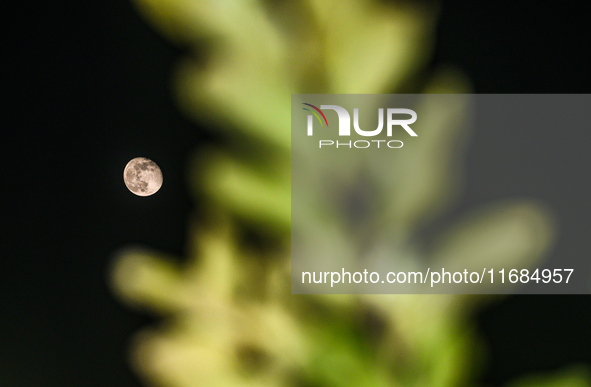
[108,1,587,386]
[504,367,591,387]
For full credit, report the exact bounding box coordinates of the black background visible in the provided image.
[4,0,591,385]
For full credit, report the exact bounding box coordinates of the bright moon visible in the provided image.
[123,157,163,196]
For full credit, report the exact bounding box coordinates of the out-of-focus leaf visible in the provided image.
[110,248,184,313]
[503,367,591,387]
[385,69,472,240]
[190,149,291,232]
[308,0,437,93]
[175,57,293,150]
[430,200,555,290]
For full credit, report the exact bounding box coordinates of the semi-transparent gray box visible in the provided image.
[291,94,591,294]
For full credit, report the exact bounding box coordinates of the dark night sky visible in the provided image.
[4,0,591,386]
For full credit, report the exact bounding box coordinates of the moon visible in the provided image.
[123,157,163,196]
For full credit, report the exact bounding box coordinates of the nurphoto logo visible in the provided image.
[302,103,417,149]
